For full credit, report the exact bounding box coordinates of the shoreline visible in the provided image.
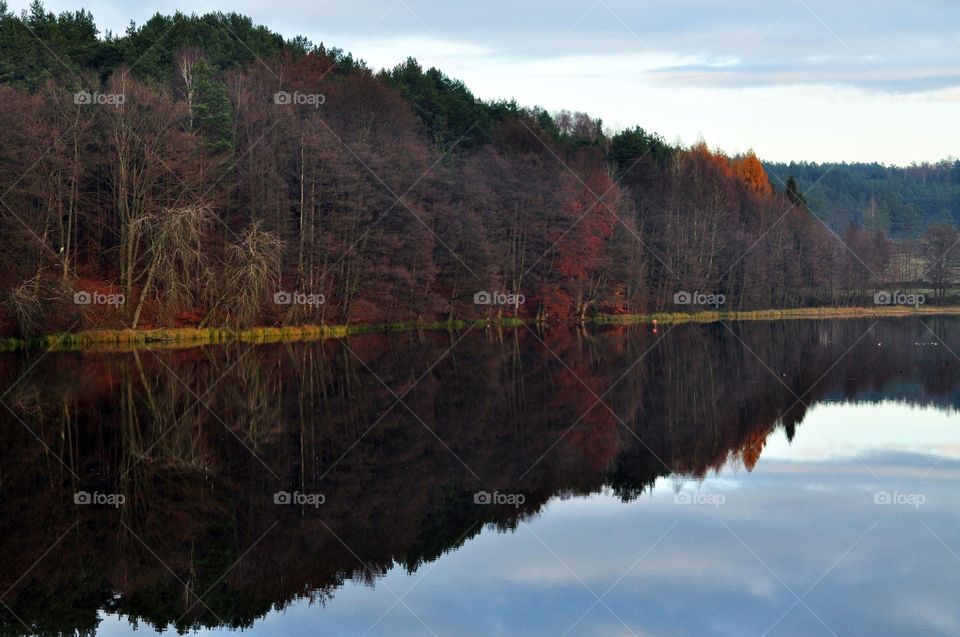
[594,305,960,325]
[2,306,958,353]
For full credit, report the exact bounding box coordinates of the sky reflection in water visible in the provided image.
[97,400,960,637]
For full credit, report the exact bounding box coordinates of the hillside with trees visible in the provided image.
[765,160,960,237]
[0,3,957,338]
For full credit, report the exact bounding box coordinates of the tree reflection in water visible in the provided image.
[0,317,957,636]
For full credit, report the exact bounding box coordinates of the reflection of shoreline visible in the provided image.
[748,458,960,479]
[4,305,960,353]
[763,400,960,463]
[0,317,958,636]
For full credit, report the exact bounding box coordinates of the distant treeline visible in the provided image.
[0,3,957,336]
[766,160,960,237]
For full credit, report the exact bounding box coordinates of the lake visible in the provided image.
[1,317,958,636]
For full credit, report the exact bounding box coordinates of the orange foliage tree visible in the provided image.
[732,150,773,196]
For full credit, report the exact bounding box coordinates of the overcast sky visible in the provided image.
[15,0,960,164]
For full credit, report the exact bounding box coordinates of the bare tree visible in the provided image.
[130,204,215,328]
[922,223,959,304]
[202,222,284,327]
[175,47,205,123]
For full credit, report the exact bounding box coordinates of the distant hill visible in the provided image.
[765,161,960,237]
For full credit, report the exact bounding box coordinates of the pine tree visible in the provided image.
[786,175,806,207]
[190,59,233,153]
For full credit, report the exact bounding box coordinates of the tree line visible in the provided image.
[766,159,960,237]
[1,3,957,336]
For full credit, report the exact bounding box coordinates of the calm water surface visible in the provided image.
[1,317,959,636]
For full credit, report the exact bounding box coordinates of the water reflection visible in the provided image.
[0,317,958,636]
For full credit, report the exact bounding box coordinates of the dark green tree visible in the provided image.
[785,175,807,207]
[610,126,672,172]
[0,1,101,87]
[382,57,492,149]
[190,59,233,153]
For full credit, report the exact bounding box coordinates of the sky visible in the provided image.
[14,0,960,165]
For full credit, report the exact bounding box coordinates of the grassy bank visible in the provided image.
[1,306,958,352]
[0,318,527,352]
[594,305,960,325]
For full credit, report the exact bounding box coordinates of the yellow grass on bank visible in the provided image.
[594,305,960,325]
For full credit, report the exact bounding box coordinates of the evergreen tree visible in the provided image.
[610,126,672,172]
[785,175,806,207]
[382,57,492,149]
[190,59,233,153]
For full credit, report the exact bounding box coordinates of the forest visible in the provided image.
[765,160,960,237]
[1,2,958,337]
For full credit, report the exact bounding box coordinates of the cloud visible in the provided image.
[296,0,960,95]
[647,60,960,93]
